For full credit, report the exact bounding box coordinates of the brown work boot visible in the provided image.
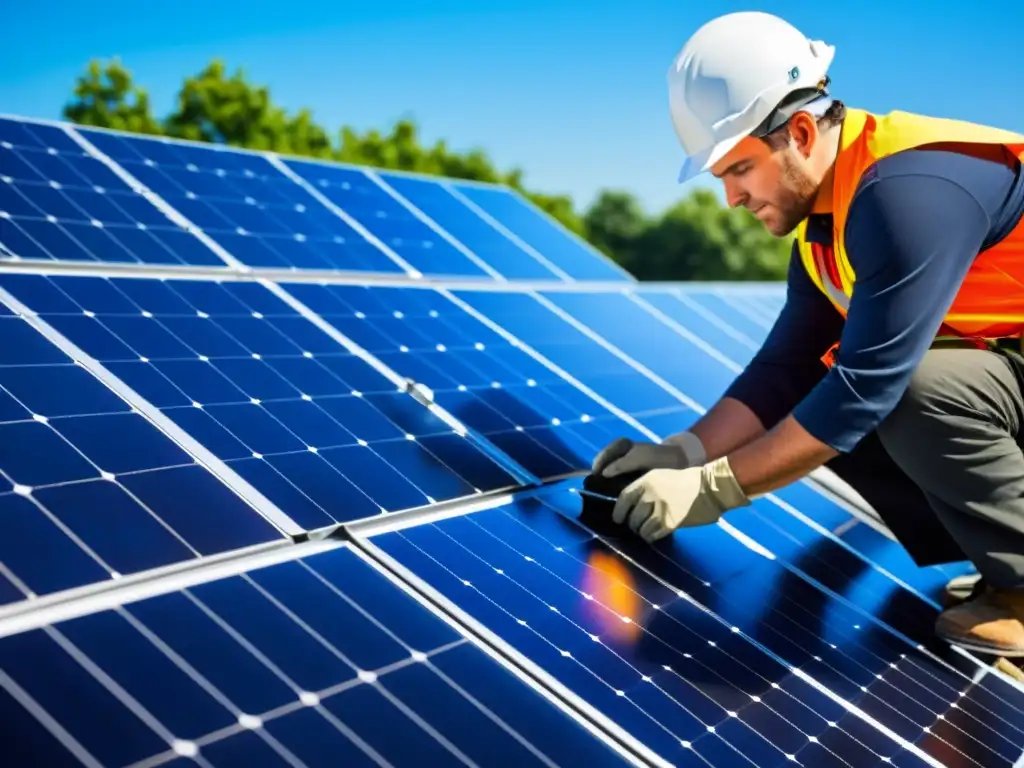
[935,586,1024,657]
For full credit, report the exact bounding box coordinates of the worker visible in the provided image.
[592,11,1024,658]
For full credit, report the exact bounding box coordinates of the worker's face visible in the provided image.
[711,118,821,237]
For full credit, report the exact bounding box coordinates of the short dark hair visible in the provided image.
[760,99,846,150]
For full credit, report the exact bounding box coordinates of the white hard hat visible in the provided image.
[667,12,836,183]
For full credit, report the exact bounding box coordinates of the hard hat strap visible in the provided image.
[750,76,832,139]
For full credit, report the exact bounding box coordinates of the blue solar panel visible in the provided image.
[377,172,566,281]
[76,128,408,274]
[282,159,494,278]
[2,112,1022,768]
[0,118,223,267]
[370,483,1024,768]
[450,184,635,283]
[0,299,281,604]
[0,273,519,530]
[280,282,650,479]
[0,544,636,767]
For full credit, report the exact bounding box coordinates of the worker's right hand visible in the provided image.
[592,432,706,478]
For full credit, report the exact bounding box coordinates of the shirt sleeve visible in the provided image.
[791,149,1016,453]
[723,241,845,430]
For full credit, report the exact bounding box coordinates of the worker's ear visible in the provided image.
[787,112,819,159]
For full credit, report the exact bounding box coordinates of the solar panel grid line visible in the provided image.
[63,126,239,271]
[437,288,662,443]
[0,668,108,768]
[262,279,542,489]
[442,184,575,283]
[346,483,542,541]
[667,290,762,351]
[351,535,673,768]
[710,290,776,329]
[0,257,236,282]
[0,281,306,540]
[367,492,952,768]
[0,532,318,642]
[264,154,422,278]
[528,290,708,416]
[625,293,745,375]
[363,169,508,282]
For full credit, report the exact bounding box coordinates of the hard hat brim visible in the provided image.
[677,131,748,184]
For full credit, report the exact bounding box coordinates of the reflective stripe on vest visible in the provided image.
[796,108,1024,367]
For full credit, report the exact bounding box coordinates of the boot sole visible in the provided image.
[936,630,1024,658]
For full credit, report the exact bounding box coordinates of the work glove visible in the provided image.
[591,431,707,478]
[611,457,751,543]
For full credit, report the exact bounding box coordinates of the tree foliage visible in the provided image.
[62,58,790,281]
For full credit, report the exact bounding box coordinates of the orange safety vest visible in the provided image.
[794,108,1024,368]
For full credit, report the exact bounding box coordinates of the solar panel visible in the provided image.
[0,544,639,767]
[0,119,224,268]
[76,128,409,275]
[2,113,1024,768]
[0,273,521,530]
[278,282,650,480]
[0,292,282,604]
[369,483,1024,768]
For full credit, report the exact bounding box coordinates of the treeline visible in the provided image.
[63,59,791,281]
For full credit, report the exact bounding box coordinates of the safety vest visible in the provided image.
[795,108,1024,367]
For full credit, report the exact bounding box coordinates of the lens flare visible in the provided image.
[581,551,643,645]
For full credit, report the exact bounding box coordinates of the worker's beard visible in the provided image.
[764,152,819,237]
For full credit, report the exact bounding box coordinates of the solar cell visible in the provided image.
[0,296,281,604]
[0,273,520,530]
[75,128,408,274]
[450,184,635,283]
[280,282,649,480]
[0,544,636,767]
[0,118,223,267]
[282,159,494,278]
[377,172,566,281]
[370,483,1024,768]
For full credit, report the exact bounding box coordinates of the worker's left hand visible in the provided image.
[611,457,751,543]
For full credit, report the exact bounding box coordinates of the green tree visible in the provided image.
[62,59,163,136]
[635,190,792,281]
[584,190,648,267]
[164,60,334,158]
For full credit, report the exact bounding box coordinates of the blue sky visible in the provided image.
[1,0,1019,215]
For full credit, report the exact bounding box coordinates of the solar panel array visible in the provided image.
[1,113,1022,768]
